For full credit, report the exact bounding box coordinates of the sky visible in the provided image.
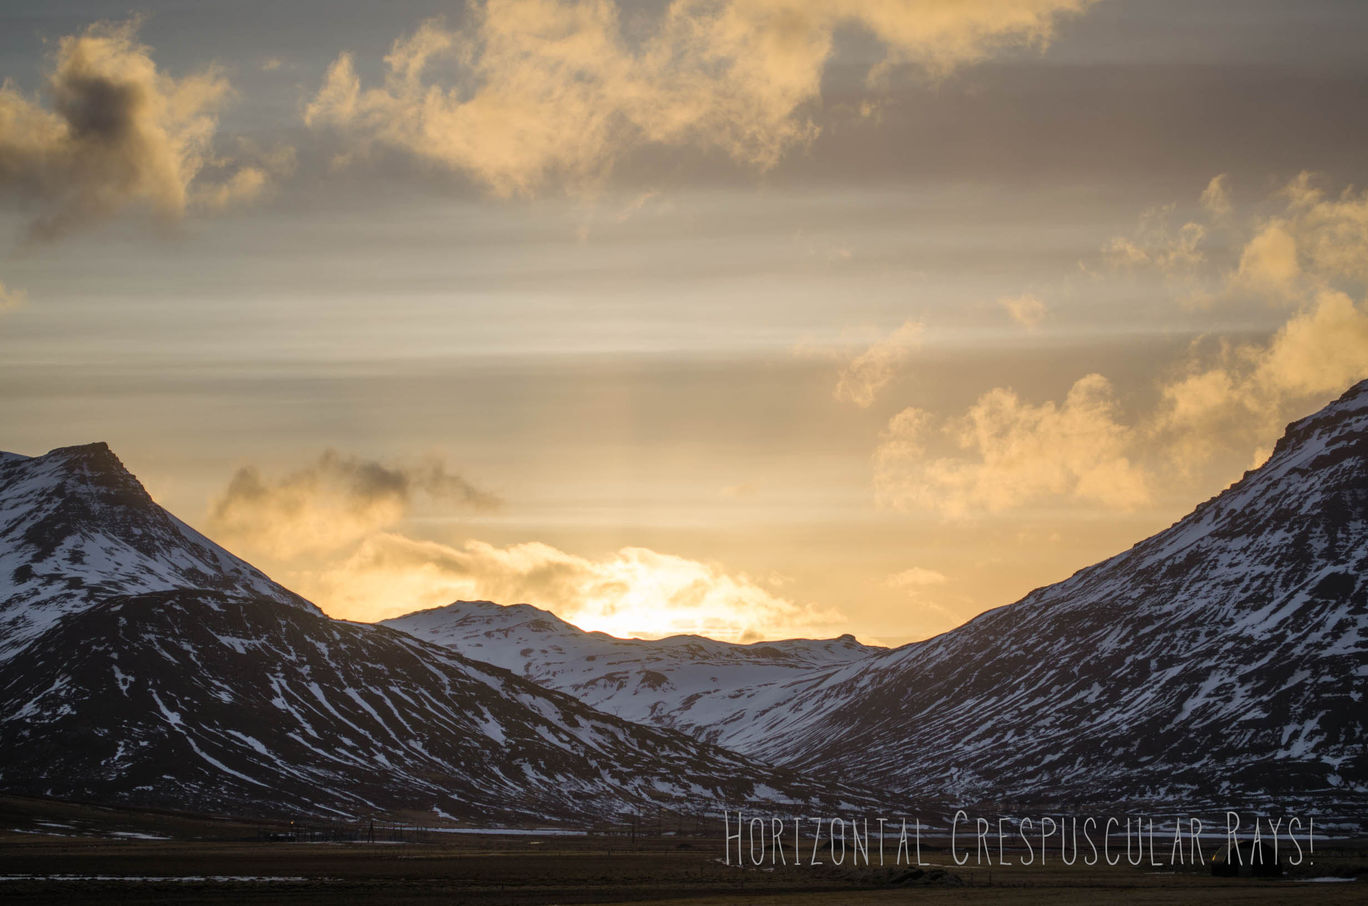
[2,0,1367,645]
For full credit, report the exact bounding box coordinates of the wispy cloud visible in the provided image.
[208,450,498,560]
[999,293,1046,329]
[0,279,25,313]
[834,319,923,407]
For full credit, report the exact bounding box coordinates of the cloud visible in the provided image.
[999,293,1046,329]
[0,279,26,312]
[874,374,1150,517]
[1103,202,1206,277]
[833,319,923,407]
[885,566,947,589]
[1199,173,1231,220]
[1277,174,1368,286]
[869,174,1368,520]
[1140,172,1368,307]
[1234,221,1299,297]
[205,451,839,640]
[207,450,499,560]
[1157,290,1368,442]
[195,140,297,211]
[305,0,1094,196]
[299,534,846,641]
[1148,174,1368,461]
[0,20,278,239]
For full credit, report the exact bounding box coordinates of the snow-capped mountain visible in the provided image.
[383,600,881,746]
[0,443,316,664]
[0,444,875,822]
[748,380,1368,820]
[5,377,1365,825]
[387,382,1368,825]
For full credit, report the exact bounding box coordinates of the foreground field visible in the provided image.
[0,797,1362,904]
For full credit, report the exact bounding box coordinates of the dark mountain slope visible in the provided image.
[0,445,877,823]
[747,381,1368,823]
[0,442,315,663]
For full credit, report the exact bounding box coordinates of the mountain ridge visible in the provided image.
[0,443,882,823]
[382,598,882,746]
[384,381,1368,826]
[0,441,317,663]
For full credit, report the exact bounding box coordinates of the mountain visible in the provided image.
[750,380,1368,822]
[8,376,1366,826]
[0,443,316,664]
[382,600,881,748]
[0,444,875,823]
[388,382,1368,826]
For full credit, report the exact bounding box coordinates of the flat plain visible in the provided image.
[1,796,1364,904]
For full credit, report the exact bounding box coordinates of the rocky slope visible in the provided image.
[758,380,1368,823]
[389,382,1368,827]
[0,443,315,664]
[383,600,880,748]
[0,444,875,823]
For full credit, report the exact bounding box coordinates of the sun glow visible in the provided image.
[276,534,845,642]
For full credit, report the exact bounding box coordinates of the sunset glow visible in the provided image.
[3,0,1367,644]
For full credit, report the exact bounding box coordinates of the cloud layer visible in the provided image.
[305,0,1093,195]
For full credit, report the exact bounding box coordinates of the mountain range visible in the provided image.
[382,600,881,750]
[0,444,874,823]
[383,381,1368,827]
[2,380,1366,828]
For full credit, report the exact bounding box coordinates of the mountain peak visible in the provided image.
[0,441,319,663]
[34,441,151,507]
[49,440,117,459]
[1267,378,1368,464]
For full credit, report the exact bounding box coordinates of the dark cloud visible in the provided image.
[207,450,498,559]
[0,19,284,241]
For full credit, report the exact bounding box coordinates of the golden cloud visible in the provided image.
[1103,202,1207,277]
[875,374,1150,517]
[833,319,923,407]
[999,293,1046,329]
[0,20,280,239]
[1108,172,1368,307]
[863,174,1368,520]
[1279,174,1368,286]
[305,0,1094,196]
[1158,290,1368,439]
[1151,174,1368,461]
[1234,221,1300,297]
[207,450,498,561]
